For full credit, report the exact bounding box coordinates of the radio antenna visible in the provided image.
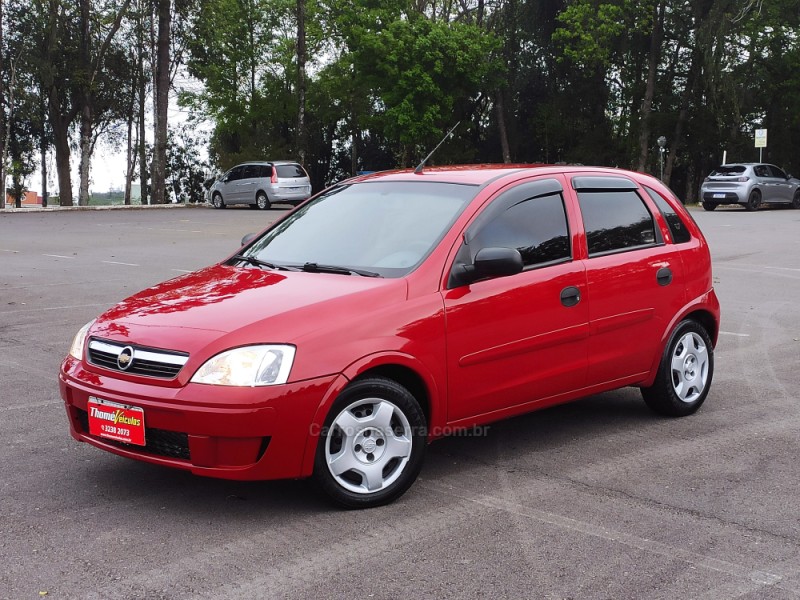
[414,121,461,174]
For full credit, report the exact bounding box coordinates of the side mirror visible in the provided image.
[241,232,257,246]
[452,247,523,286]
[474,247,524,278]
[786,173,793,180]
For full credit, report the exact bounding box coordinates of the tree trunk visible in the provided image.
[636,0,664,173]
[78,101,93,205]
[40,84,48,208]
[496,90,511,163]
[151,0,170,204]
[51,111,73,206]
[296,0,307,165]
[0,0,5,210]
[138,2,148,205]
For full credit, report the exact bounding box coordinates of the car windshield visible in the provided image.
[240,180,476,277]
[709,165,746,176]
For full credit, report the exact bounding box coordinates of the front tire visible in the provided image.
[256,192,271,210]
[314,377,427,509]
[701,201,717,211]
[212,193,226,209]
[745,189,761,211]
[641,319,714,417]
[792,191,800,209]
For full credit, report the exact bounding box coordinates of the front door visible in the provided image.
[444,178,589,424]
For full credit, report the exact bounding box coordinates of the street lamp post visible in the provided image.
[657,136,667,182]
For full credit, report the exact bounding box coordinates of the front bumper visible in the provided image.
[59,356,337,481]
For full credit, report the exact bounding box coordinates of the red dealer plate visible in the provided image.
[87,397,146,446]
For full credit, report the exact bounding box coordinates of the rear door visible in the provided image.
[443,177,589,423]
[570,175,687,386]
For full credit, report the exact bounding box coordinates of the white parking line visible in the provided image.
[720,331,750,337]
[102,260,140,266]
[43,254,75,259]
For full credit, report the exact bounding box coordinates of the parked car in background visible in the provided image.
[60,164,719,508]
[209,161,312,209]
[700,163,800,211]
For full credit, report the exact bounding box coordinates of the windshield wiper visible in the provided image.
[231,254,296,271]
[302,262,382,278]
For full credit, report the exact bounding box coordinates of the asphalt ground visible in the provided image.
[1,203,799,599]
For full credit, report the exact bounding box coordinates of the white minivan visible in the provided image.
[210,161,312,210]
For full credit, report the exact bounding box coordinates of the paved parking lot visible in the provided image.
[1,204,799,599]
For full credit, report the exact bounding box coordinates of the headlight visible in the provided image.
[190,345,296,387]
[69,320,95,360]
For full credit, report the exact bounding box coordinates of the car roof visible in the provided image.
[346,164,652,186]
[232,161,301,167]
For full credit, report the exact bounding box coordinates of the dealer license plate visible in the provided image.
[87,397,146,446]
[713,193,725,199]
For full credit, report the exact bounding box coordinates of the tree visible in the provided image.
[150,0,171,204]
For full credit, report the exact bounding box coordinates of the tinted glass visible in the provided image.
[578,190,657,256]
[227,166,244,181]
[243,181,475,277]
[644,187,691,244]
[768,165,787,178]
[276,164,307,178]
[243,165,260,179]
[470,194,570,267]
[753,165,769,177]
[709,165,746,176]
[258,165,273,178]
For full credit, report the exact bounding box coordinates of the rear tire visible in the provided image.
[314,377,427,509]
[792,191,800,209]
[256,192,271,210]
[641,319,714,417]
[212,193,226,209]
[701,201,717,211]
[745,189,761,211]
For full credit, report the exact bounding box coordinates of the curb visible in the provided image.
[0,203,210,214]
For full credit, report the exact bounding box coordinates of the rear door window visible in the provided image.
[576,186,658,256]
[243,165,260,179]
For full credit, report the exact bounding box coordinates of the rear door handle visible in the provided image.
[656,267,673,286]
[560,286,581,307]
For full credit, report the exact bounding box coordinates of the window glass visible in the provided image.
[243,165,260,179]
[768,165,787,178]
[258,165,273,179]
[244,181,475,278]
[470,193,570,267]
[709,165,745,176]
[227,166,244,182]
[577,190,657,256]
[644,187,691,244]
[753,165,769,177]
[276,164,307,178]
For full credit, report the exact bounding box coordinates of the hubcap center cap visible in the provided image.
[353,428,386,463]
[684,355,697,379]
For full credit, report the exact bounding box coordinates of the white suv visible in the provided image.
[210,161,312,210]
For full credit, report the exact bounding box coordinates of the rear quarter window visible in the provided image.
[644,187,691,244]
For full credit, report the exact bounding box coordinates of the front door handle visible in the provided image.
[560,286,581,307]
[656,267,673,286]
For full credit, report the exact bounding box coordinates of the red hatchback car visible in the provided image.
[60,165,720,508]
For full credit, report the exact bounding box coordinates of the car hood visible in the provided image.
[89,264,407,354]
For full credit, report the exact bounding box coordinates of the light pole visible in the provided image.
[657,136,667,181]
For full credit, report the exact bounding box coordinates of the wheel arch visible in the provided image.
[299,353,443,478]
[641,301,719,388]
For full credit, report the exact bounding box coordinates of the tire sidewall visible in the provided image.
[256,192,270,210]
[313,377,427,509]
[212,193,225,209]
[644,319,714,417]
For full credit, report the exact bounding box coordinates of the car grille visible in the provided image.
[87,338,189,379]
[77,408,190,460]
